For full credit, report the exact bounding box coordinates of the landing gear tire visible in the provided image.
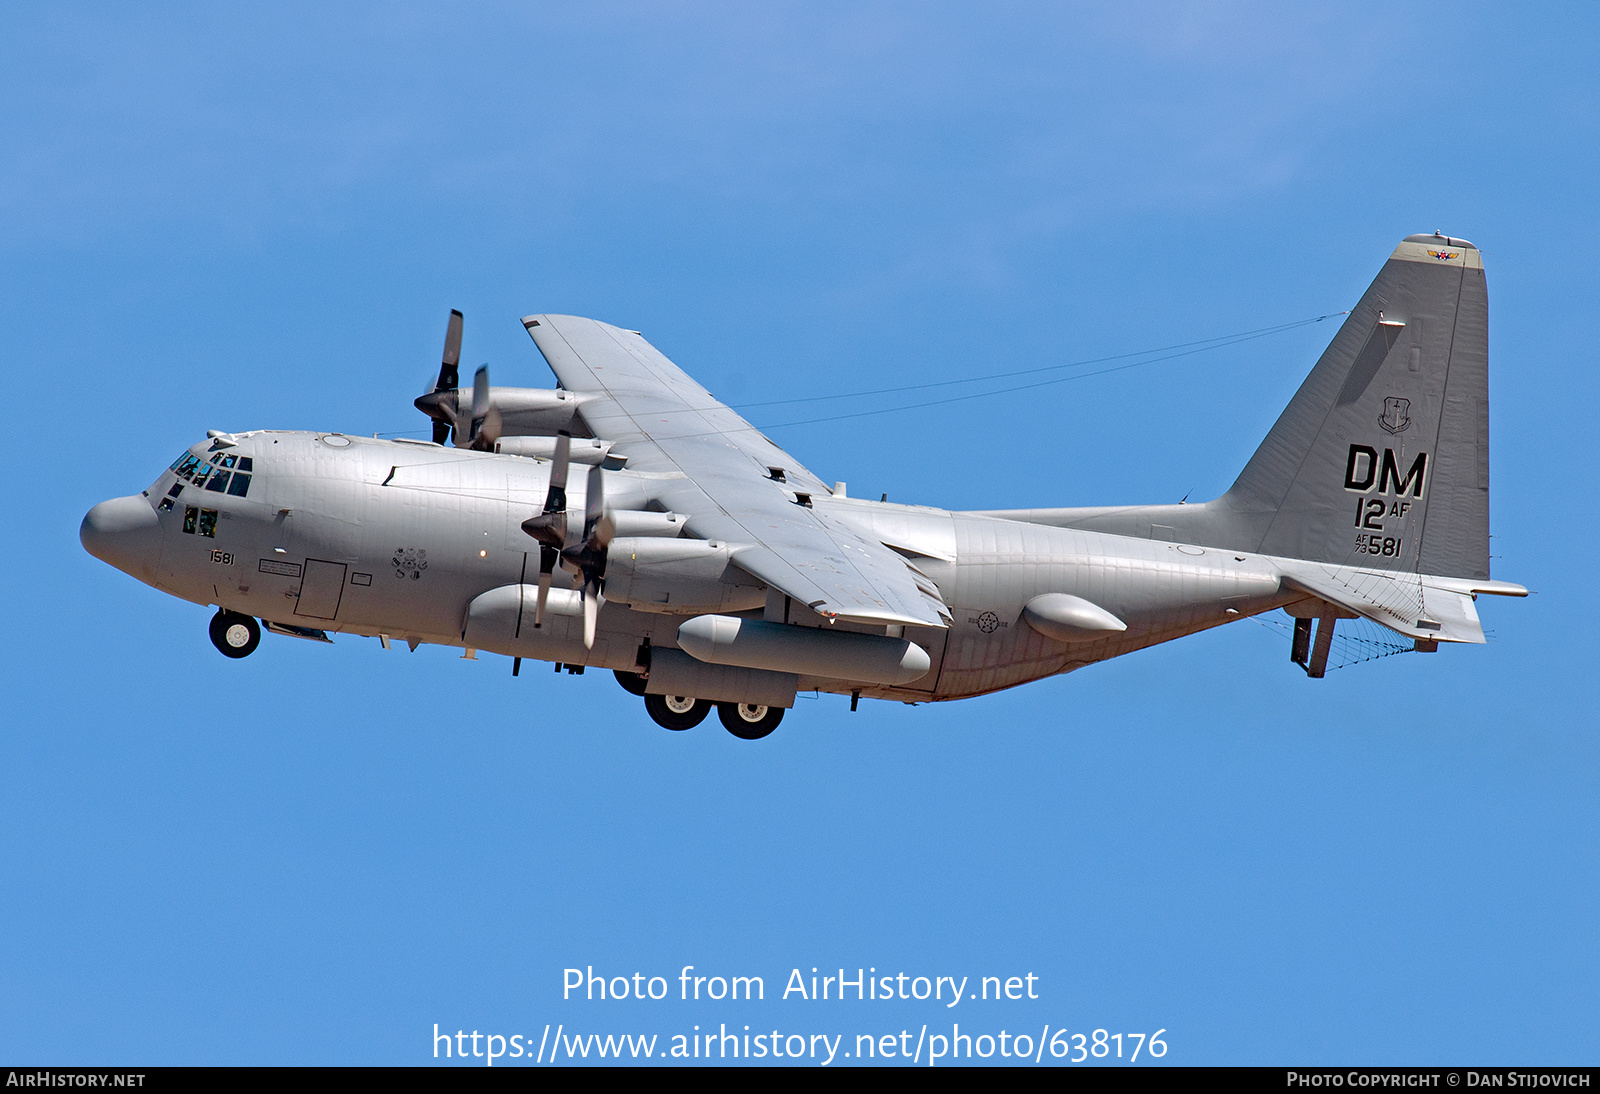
[644,693,710,731]
[209,610,260,659]
[717,702,784,740]
[614,669,649,696]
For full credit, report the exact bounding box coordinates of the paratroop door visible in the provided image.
[295,559,347,619]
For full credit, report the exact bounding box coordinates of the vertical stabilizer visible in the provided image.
[970,234,1495,583]
[1223,233,1489,578]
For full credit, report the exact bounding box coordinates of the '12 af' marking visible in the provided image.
[1355,498,1414,529]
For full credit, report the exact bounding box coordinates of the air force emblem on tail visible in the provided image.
[1379,396,1411,435]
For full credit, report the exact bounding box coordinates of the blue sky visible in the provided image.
[2,2,1596,1066]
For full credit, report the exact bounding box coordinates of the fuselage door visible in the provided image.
[295,559,348,619]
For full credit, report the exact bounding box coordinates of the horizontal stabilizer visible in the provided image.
[1273,557,1526,645]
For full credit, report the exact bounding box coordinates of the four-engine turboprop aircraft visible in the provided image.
[82,234,1525,739]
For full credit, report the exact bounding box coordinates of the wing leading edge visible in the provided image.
[521,314,950,628]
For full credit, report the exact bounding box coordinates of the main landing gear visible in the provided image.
[208,610,260,658]
[716,702,783,740]
[624,672,785,739]
[643,693,711,731]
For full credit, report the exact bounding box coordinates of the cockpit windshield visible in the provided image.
[158,449,255,511]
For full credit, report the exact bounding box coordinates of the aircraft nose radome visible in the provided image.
[80,495,160,576]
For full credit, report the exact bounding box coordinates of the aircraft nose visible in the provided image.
[81,495,162,579]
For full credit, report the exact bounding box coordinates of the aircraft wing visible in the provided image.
[521,314,951,628]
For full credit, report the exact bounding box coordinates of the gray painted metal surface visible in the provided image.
[80,235,1526,722]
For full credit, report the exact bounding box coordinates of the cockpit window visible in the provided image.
[169,449,251,496]
[182,506,218,536]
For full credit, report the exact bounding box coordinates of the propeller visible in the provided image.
[465,365,503,451]
[517,435,615,648]
[562,462,616,649]
[414,309,464,444]
[520,432,572,629]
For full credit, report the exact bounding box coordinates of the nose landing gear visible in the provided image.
[208,610,261,658]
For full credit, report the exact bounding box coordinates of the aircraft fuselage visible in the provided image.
[90,429,1298,702]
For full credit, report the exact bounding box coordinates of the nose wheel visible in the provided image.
[208,610,261,658]
[643,693,710,731]
[717,702,784,740]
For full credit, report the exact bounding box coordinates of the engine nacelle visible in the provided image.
[485,387,587,436]
[603,538,766,614]
[497,435,614,463]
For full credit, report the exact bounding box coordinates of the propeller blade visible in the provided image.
[559,462,615,649]
[534,547,555,627]
[479,403,502,449]
[559,465,613,571]
[548,432,571,498]
[582,462,615,552]
[519,432,574,551]
[415,309,464,445]
[471,364,489,420]
[582,580,602,649]
[466,365,502,450]
[523,431,576,628]
[438,309,463,393]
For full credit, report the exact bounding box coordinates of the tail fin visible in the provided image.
[1219,232,1489,579]
[975,235,1495,579]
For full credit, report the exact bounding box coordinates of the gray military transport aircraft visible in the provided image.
[82,233,1524,739]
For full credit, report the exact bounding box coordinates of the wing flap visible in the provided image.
[731,543,949,628]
